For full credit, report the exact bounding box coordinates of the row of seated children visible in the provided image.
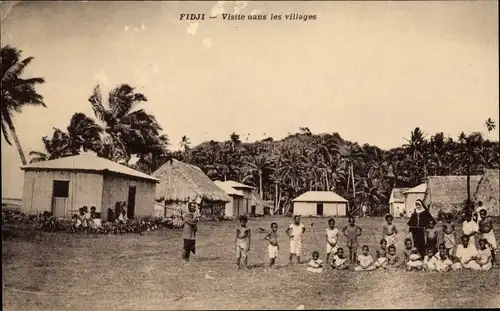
[72,205,129,230]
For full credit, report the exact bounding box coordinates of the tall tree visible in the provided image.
[1,45,46,165]
[456,132,485,210]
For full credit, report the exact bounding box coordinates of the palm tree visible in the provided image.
[180,135,191,151]
[485,118,496,132]
[88,84,167,164]
[29,128,74,163]
[1,45,46,165]
[456,132,485,210]
[244,154,270,198]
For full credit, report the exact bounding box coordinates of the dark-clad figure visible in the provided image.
[407,199,435,257]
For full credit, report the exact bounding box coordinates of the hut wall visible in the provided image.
[22,170,103,217]
[474,177,500,216]
[101,174,156,221]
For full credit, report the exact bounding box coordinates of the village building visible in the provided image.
[474,169,499,216]
[21,154,158,221]
[403,183,427,215]
[216,180,254,215]
[153,159,230,219]
[214,180,246,217]
[292,191,348,217]
[389,187,410,217]
[423,175,482,215]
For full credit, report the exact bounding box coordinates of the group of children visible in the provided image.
[233,208,497,273]
[71,204,129,230]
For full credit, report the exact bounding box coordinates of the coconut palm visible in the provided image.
[1,45,46,165]
[29,128,75,163]
[88,84,167,164]
[456,132,485,210]
[485,118,496,132]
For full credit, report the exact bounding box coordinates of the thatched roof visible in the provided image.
[251,192,271,208]
[153,159,230,203]
[474,169,500,216]
[214,181,245,197]
[423,175,482,213]
[389,187,410,204]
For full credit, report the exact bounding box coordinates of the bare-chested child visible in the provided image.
[442,214,456,254]
[478,208,496,263]
[375,239,388,269]
[382,214,398,246]
[264,222,279,268]
[387,245,401,269]
[235,215,251,269]
[330,247,349,270]
[403,238,423,271]
[425,219,438,249]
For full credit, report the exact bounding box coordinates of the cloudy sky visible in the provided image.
[1,1,498,198]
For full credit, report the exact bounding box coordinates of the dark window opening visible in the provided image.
[53,180,69,198]
[316,203,324,216]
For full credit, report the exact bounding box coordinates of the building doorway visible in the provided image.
[127,186,136,219]
[316,203,324,216]
[52,180,69,217]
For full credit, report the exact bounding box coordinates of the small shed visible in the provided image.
[214,180,246,217]
[403,183,427,215]
[292,191,348,217]
[423,175,482,214]
[21,154,159,220]
[153,159,230,219]
[389,187,410,217]
[474,169,499,216]
[216,180,255,215]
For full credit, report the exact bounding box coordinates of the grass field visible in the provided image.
[2,216,500,310]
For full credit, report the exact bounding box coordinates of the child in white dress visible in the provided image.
[307,251,324,273]
[354,245,377,271]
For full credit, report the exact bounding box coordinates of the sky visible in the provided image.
[1,0,498,198]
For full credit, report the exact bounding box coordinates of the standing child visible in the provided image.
[307,251,324,273]
[286,215,306,264]
[182,202,198,262]
[403,238,423,271]
[387,245,401,269]
[442,214,456,254]
[330,247,349,270]
[478,208,496,263]
[382,214,398,246]
[264,222,279,268]
[342,216,362,265]
[354,245,377,271]
[375,239,388,269]
[462,212,479,248]
[325,218,340,265]
[475,238,493,271]
[422,246,438,272]
[235,215,251,269]
[425,219,438,249]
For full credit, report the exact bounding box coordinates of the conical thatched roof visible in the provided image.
[153,159,230,203]
[474,169,500,216]
[423,175,482,213]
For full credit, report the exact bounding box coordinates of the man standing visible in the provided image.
[182,202,198,262]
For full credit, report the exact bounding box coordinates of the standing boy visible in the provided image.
[478,208,497,263]
[342,216,362,264]
[325,218,340,265]
[286,215,306,264]
[182,202,198,262]
[382,214,398,246]
[264,222,279,268]
[235,215,251,269]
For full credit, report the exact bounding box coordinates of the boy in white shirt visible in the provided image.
[422,246,438,272]
[325,218,339,265]
[451,234,481,270]
[330,247,349,270]
[354,245,377,271]
[286,215,306,264]
[435,250,453,272]
[307,251,323,273]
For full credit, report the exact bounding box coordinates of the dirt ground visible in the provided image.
[2,216,500,310]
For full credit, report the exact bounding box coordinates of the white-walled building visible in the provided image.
[292,191,348,217]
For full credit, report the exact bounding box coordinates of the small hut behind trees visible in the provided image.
[153,159,230,219]
[474,169,500,216]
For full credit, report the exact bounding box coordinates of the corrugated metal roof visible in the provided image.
[214,181,245,197]
[403,183,427,194]
[219,180,255,190]
[21,154,159,182]
[293,191,348,203]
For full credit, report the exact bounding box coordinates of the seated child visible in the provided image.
[375,239,388,269]
[387,245,401,268]
[475,238,493,271]
[435,249,453,272]
[330,247,349,270]
[307,251,324,273]
[437,243,447,259]
[403,238,423,271]
[451,234,481,271]
[354,245,377,271]
[71,214,82,231]
[422,246,438,272]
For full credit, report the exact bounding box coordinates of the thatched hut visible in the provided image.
[423,175,482,215]
[474,169,500,216]
[153,159,230,219]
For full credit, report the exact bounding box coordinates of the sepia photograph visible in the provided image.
[1,0,499,309]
